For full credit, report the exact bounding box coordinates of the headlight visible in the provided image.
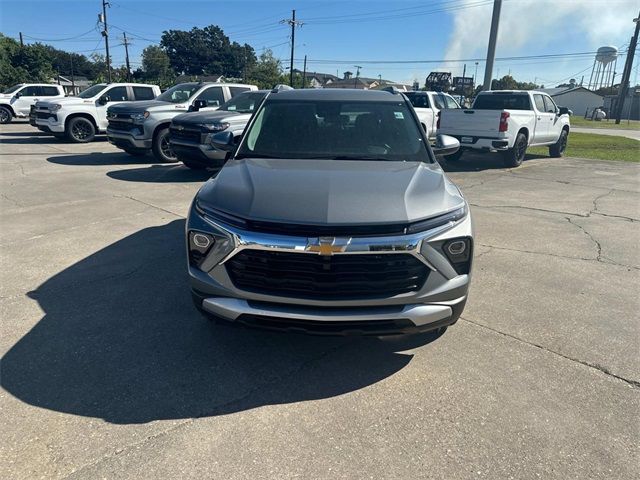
[406,204,468,234]
[132,111,150,124]
[202,122,229,132]
[50,104,62,112]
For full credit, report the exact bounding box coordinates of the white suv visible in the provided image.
[0,84,65,124]
[34,83,160,142]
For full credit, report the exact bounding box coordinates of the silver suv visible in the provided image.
[186,88,471,336]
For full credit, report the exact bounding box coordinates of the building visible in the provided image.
[603,88,640,121]
[291,69,340,88]
[324,71,395,90]
[538,85,604,117]
[52,76,91,95]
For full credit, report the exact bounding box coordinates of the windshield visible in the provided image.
[156,83,201,103]
[78,84,107,99]
[237,99,430,162]
[2,84,23,94]
[220,92,266,113]
[473,94,531,110]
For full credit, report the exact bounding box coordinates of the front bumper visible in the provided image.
[171,139,227,167]
[35,116,65,133]
[187,205,473,335]
[106,128,152,149]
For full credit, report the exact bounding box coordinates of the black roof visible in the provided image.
[268,88,402,102]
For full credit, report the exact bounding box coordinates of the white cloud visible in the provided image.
[443,0,638,69]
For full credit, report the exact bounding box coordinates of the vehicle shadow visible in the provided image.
[0,131,48,137]
[107,165,215,183]
[47,152,155,166]
[1,220,439,424]
[439,151,548,172]
[0,136,109,144]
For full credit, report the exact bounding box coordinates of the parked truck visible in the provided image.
[106,82,257,162]
[34,83,160,142]
[403,91,461,139]
[0,83,65,124]
[438,90,571,167]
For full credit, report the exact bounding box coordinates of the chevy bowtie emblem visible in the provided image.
[306,237,351,256]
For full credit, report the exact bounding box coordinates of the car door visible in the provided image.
[532,94,552,143]
[132,86,156,101]
[97,86,130,129]
[41,85,63,100]
[543,95,562,143]
[13,86,41,116]
[193,86,225,111]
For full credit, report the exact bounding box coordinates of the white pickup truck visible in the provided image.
[0,83,65,124]
[34,83,161,142]
[403,91,461,139]
[438,90,571,167]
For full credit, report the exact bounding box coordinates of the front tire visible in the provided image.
[152,127,178,163]
[549,129,568,157]
[0,106,12,124]
[502,132,527,167]
[66,117,96,143]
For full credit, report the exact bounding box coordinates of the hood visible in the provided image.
[107,100,174,114]
[197,159,463,226]
[37,96,85,108]
[172,110,240,125]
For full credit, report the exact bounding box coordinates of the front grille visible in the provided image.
[247,220,407,237]
[226,250,429,300]
[36,111,56,121]
[170,126,202,143]
[108,120,138,132]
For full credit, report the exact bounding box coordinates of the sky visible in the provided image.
[0,0,638,88]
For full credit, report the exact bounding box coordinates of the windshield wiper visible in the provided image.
[234,153,281,160]
[323,155,391,161]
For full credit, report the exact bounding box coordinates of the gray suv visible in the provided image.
[187,88,472,336]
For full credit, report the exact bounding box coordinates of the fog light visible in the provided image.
[447,240,467,255]
[193,233,212,249]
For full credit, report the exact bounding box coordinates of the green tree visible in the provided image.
[247,49,284,89]
[139,45,174,86]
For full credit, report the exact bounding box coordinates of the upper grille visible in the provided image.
[226,250,429,300]
[169,126,202,143]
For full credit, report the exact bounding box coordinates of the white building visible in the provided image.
[539,86,604,117]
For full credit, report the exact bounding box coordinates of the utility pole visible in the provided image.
[614,11,640,124]
[100,0,111,82]
[281,10,303,87]
[482,0,502,91]
[19,32,24,47]
[354,65,362,88]
[123,32,131,82]
[302,55,307,89]
[70,53,75,93]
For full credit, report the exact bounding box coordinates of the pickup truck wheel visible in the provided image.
[123,148,148,157]
[502,133,527,167]
[0,106,12,124]
[549,129,568,157]
[152,127,178,163]
[67,117,95,143]
[182,158,207,170]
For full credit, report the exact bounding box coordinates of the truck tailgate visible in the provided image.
[439,109,502,137]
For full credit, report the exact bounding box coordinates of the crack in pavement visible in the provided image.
[60,339,357,479]
[460,316,640,389]
[117,195,185,219]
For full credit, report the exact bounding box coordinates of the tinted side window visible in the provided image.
[533,94,545,111]
[543,95,557,113]
[133,86,155,100]
[473,94,531,110]
[196,87,225,107]
[41,86,60,96]
[229,86,250,97]
[105,86,129,101]
[407,94,429,108]
[432,94,447,110]
[21,86,40,96]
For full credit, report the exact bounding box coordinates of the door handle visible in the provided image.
[537,116,541,120]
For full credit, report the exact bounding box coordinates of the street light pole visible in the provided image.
[482,0,502,91]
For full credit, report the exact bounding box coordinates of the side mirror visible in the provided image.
[189,99,208,112]
[97,96,110,105]
[432,134,460,157]
[210,130,235,151]
[14,92,22,98]
[558,106,571,116]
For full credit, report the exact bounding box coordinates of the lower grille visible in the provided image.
[108,120,138,132]
[170,126,202,143]
[226,250,429,300]
[36,111,56,121]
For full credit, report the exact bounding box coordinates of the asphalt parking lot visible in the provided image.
[1,121,638,479]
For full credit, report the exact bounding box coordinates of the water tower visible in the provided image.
[588,46,618,90]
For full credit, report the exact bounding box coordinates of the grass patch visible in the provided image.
[569,116,640,131]
[528,132,639,162]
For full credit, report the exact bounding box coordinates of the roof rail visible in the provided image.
[271,84,294,93]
